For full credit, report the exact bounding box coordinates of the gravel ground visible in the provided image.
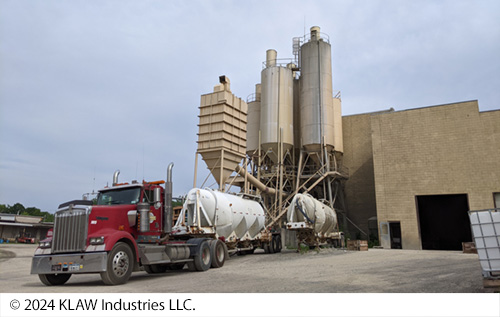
[0,244,491,293]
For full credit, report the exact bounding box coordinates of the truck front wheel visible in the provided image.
[100,242,134,285]
[39,273,71,286]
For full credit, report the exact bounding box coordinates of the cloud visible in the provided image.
[1,0,499,211]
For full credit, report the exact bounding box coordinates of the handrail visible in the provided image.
[246,92,260,103]
[261,57,296,69]
[302,31,330,44]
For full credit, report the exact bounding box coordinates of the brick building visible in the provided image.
[342,100,500,250]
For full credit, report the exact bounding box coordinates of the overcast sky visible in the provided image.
[1,0,499,213]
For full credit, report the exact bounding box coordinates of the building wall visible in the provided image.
[341,112,379,238]
[370,100,500,249]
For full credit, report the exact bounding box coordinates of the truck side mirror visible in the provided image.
[127,210,137,227]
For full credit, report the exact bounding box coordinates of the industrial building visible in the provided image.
[193,26,500,250]
[343,100,500,250]
[0,213,53,243]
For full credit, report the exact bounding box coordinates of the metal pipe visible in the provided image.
[234,165,286,196]
[278,128,284,221]
[220,148,225,192]
[193,153,198,188]
[164,162,174,234]
[112,170,120,186]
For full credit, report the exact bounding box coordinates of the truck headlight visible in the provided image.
[39,241,51,249]
[89,236,105,245]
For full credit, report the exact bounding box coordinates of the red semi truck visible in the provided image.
[31,163,227,285]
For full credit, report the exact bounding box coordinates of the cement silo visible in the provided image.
[260,49,294,163]
[246,84,261,158]
[299,26,335,153]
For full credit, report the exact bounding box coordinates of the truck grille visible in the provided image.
[52,206,90,253]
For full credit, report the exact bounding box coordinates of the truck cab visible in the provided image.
[31,164,223,286]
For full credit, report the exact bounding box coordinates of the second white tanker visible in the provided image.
[286,193,342,245]
[173,188,282,253]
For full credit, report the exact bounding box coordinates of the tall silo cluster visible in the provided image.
[247,27,343,161]
[246,26,346,225]
[195,26,348,233]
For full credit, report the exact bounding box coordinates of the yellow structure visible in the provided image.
[196,76,247,190]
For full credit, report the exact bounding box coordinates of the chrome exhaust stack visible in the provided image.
[112,170,120,186]
[164,163,174,234]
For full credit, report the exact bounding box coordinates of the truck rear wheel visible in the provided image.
[193,240,211,271]
[209,239,227,268]
[39,273,71,286]
[100,242,134,285]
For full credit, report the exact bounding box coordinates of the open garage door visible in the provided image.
[416,194,472,250]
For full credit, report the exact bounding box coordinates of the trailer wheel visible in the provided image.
[263,242,270,254]
[268,237,276,254]
[38,273,71,286]
[100,242,134,285]
[209,239,227,268]
[273,235,282,253]
[193,240,211,271]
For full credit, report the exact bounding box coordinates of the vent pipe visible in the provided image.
[112,170,120,186]
[310,26,321,41]
[164,162,174,234]
[266,49,277,67]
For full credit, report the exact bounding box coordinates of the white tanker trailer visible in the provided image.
[173,188,282,254]
[286,193,343,246]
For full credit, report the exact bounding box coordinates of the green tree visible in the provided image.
[0,203,54,222]
[11,203,25,215]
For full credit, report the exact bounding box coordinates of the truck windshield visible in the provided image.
[96,187,141,205]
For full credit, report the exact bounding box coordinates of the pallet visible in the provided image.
[483,278,500,288]
[347,240,368,251]
[462,242,477,254]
